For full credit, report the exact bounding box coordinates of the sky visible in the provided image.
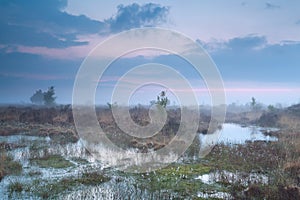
[1,0,300,105]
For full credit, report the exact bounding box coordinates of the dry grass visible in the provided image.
[0,150,22,181]
[279,115,300,130]
[205,138,300,199]
[206,109,300,199]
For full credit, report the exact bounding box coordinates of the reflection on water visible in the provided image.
[0,135,50,143]
[200,123,278,145]
[195,170,269,185]
[0,123,278,199]
[198,123,278,158]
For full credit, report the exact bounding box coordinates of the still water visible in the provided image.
[0,123,278,199]
[200,123,277,146]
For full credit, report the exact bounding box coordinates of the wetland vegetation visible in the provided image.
[0,104,299,199]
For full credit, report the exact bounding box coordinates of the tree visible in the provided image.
[43,86,56,106]
[107,102,117,109]
[30,89,44,105]
[30,86,56,106]
[156,90,169,108]
[251,97,256,108]
[107,102,112,109]
[250,97,262,111]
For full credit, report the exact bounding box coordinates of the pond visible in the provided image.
[197,123,278,159]
[200,123,278,145]
[219,123,278,143]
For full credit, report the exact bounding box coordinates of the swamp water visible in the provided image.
[0,124,278,199]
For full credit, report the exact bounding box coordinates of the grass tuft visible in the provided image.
[8,181,23,194]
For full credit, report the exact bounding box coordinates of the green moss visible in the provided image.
[33,172,110,198]
[30,155,74,168]
[131,163,222,198]
[76,172,111,185]
[156,163,211,176]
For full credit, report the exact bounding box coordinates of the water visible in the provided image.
[0,124,278,199]
[195,170,269,185]
[194,170,269,199]
[0,135,50,144]
[197,123,278,158]
[197,191,232,199]
[194,123,275,198]
[219,123,278,143]
[200,123,278,145]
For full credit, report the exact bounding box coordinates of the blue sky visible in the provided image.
[1,0,300,105]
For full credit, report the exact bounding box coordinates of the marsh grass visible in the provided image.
[31,172,110,198]
[205,132,300,199]
[0,150,22,180]
[1,105,299,198]
[8,181,23,194]
[128,163,224,198]
[97,107,212,153]
[30,154,74,168]
[206,141,286,172]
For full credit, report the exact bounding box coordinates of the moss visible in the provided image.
[32,172,110,198]
[156,163,211,176]
[30,155,74,168]
[131,163,225,198]
[76,172,111,185]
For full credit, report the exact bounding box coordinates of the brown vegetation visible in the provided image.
[0,150,22,181]
[208,104,300,199]
[0,105,212,153]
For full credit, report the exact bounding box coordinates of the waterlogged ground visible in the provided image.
[0,124,283,199]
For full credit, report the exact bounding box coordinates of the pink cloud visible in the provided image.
[14,34,106,60]
[224,88,296,92]
[95,76,299,94]
[0,72,70,80]
[13,34,170,60]
[172,87,299,93]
